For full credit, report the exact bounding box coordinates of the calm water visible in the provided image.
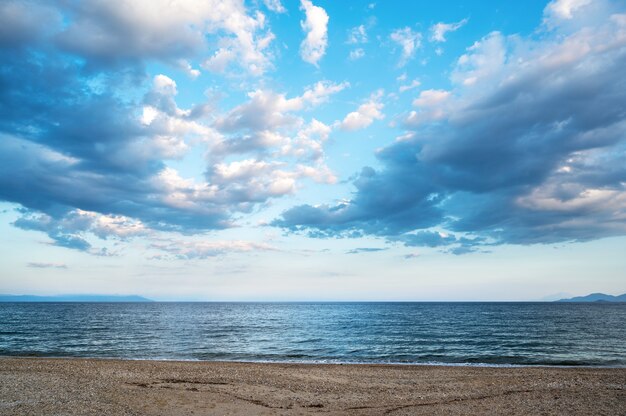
[1,302,625,366]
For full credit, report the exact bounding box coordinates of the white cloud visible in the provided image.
[399,79,421,93]
[299,0,329,66]
[339,90,385,131]
[141,74,220,159]
[405,89,452,126]
[216,81,347,132]
[153,74,178,96]
[451,32,506,87]
[295,163,336,184]
[208,158,334,200]
[299,80,350,106]
[347,25,368,44]
[282,119,332,161]
[429,18,468,43]
[150,238,276,259]
[74,210,149,240]
[202,48,237,74]
[544,0,592,20]
[412,89,451,107]
[54,0,276,76]
[212,159,281,183]
[349,48,365,60]
[390,27,422,66]
[263,0,286,13]
[176,59,201,79]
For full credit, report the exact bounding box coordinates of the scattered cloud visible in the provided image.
[399,79,421,93]
[216,81,347,133]
[175,59,201,79]
[263,0,287,14]
[544,0,592,21]
[300,0,329,66]
[349,48,365,60]
[429,18,468,43]
[451,31,506,87]
[150,239,276,260]
[338,90,385,131]
[347,25,368,44]
[274,0,626,252]
[390,27,422,66]
[2,0,625,262]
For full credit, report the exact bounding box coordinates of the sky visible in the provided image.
[0,0,625,301]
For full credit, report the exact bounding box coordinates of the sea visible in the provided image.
[1,302,625,366]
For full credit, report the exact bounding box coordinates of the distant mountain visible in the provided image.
[556,293,626,303]
[0,294,153,302]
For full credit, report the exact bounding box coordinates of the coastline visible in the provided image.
[2,354,626,368]
[1,357,624,415]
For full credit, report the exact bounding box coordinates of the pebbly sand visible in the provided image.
[0,357,624,415]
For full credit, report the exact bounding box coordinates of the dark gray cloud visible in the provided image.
[274,4,626,252]
[0,2,62,48]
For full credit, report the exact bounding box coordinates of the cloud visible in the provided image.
[347,25,368,44]
[27,262,68,269]
[0,0,343,257]
[429,18,468,43]
[451,32,506,87]
[207,81,345,210]
[300,0,329,66]
[16,0,274,76]
[349,48,365,60]
[263,0,286,14]
[0,44,338,253]
[150,239,276,260]
[282,119,332,162]
[399,79,421,93]
[14,209,148,252]
[405,89,452,125]
[0,1,62,47]
[176,60,201,79]
[390,27,422,66]
[544,0,592,21]
[274,0,626,252]
[346,247,387,254]
[338,90,385,131]
[216,81,348,133]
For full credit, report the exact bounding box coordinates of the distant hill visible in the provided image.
[556,293,626,303]
[0,294,153,302]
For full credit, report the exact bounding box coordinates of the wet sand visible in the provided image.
[0,357,624,415]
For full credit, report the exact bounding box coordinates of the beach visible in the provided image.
[0,358,624,415]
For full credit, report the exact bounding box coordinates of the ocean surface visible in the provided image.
[1,302,625,366]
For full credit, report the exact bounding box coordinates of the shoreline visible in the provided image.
[3,354,626,369]
[1,357,624,415]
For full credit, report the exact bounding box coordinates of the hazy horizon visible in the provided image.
[1,291,625,303]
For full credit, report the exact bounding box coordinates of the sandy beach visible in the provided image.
[0,358,624,415]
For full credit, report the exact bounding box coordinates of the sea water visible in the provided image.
[1,302,624,366]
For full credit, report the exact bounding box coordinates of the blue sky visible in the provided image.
[0,0,625,300]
